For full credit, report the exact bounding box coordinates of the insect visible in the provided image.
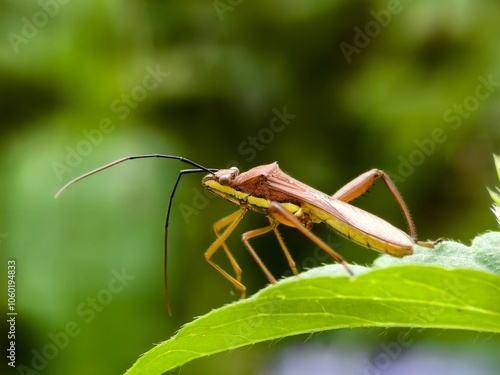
[56,154,435,313]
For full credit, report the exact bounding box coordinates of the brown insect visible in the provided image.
[56,155,435,313]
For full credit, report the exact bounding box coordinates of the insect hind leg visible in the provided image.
[268,201,353,276]
[332,169,417,240]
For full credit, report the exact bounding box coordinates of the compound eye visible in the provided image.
[218,175,231,186]
[218,167,239,186]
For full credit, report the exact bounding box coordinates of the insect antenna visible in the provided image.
[163,168,217,314]
[55,154,215,198]
[55,154,218,315]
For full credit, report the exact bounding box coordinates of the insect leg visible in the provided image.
[332,169,417,240]
[241,219,279,285]
[271,223,298,276]
[213,211,244,284]
[268,201,354,276]
[205,209,247,298]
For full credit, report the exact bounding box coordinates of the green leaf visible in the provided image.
[488,154,500,224]
[374,231,500,274]
[125,232,500,375]
[493,154,500,183]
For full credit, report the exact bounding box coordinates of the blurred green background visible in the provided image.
[2,1,500,374]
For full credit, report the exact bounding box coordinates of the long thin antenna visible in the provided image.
[163,168,217,315]
[55,154,215,198]
[55,154,218,315]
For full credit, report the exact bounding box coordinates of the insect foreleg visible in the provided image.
[213,210,244,284]
[205,209,247,298]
